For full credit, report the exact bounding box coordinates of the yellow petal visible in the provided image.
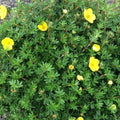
[87,8,93,14]
[0,5,7,19]
[43,21,47,27]
[89,57,95,61]
[38,25,43,30]
[92,14,96,20]
[3,44,13,50]
[88,19,94,23]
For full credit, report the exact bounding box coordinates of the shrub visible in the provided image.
[0,0,120,119]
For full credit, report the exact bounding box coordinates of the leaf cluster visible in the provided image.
[0,0,120,119]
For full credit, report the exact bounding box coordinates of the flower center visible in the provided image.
[7,41,11,45]
[91,63,95,67]
[87,15,90,19]
[42,25,46,29]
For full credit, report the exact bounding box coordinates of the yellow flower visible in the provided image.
[77,117,84,120]
[110,104,117,110]
[0,5,7,19]
[1,37,14,51]
[69,65,74,70]
[63,9,68,14]
[38,21,48,31]
[92,44,100,52]
[77,75,84,81]
[84,8,96,23]
[89,57,99,72]
[108,80,113,85]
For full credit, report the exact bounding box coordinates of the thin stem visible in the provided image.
[40,3,53,12]
[82,39,94,52]
[6,51,10,58]
[58,14,65,21]
[104,10,107,33]
[97,2,99,13]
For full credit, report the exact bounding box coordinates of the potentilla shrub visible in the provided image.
[0,0,120,119]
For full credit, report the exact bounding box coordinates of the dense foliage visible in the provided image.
[0,0,120,119]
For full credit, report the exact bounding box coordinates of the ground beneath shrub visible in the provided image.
[0,0,31,8]
[0,0,119,8]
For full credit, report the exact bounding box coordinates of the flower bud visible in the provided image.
[77,75,84,81]
[79,87,82,91]
[92,44,100,52]
[53,114,57,118]
[87,25,90,28]
[110,104,117,110]
[72,30,76,34]
[63,9,68,14]
[108,80,113,85]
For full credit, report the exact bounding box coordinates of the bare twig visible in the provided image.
[58,14,65,21]
[40,3,53,12]
[82,39,94,52]
[6,51,10,58]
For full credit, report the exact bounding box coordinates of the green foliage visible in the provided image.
[0,0,120,119]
